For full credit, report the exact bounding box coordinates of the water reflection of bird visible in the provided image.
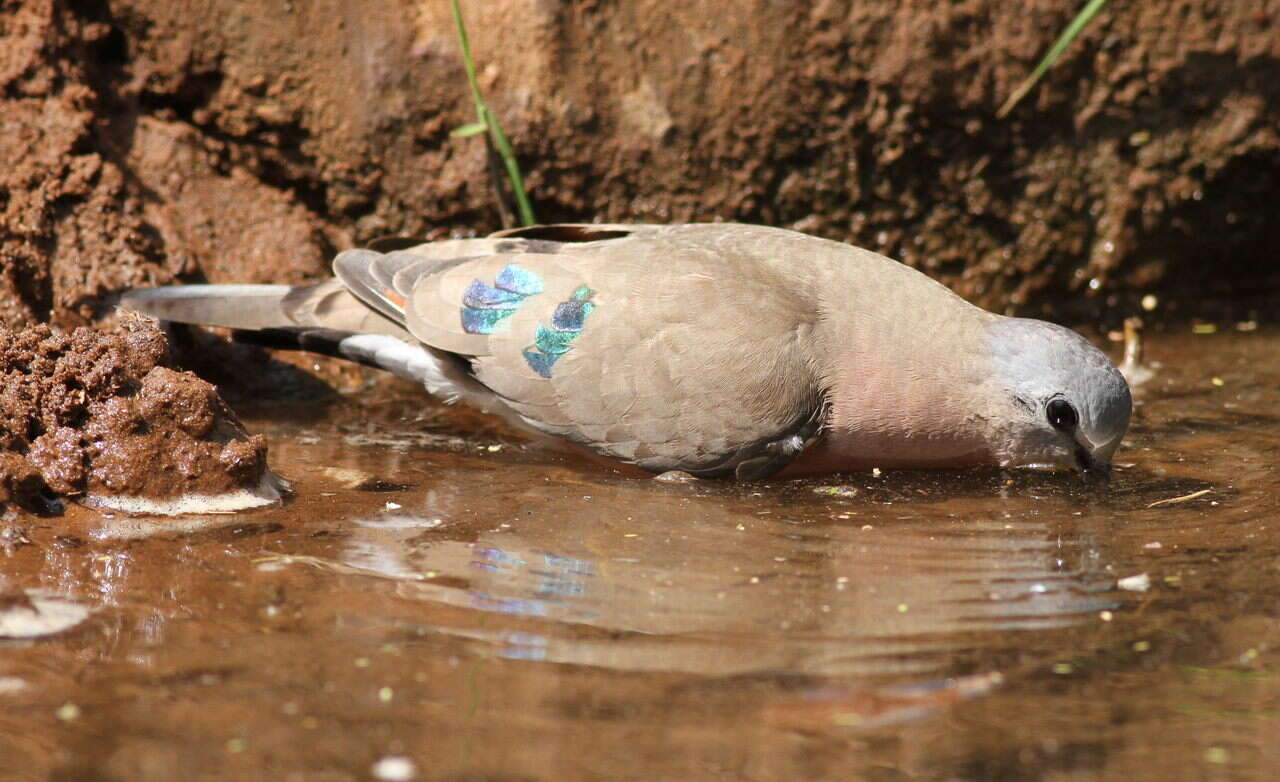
[123,224,1131,478]
[335,478,1116,677]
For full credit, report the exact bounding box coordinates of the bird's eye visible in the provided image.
[1046,398,1078,431]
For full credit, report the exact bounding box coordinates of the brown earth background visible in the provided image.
[2,0,1278,331]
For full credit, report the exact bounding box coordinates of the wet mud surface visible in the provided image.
[0,329,1277,779]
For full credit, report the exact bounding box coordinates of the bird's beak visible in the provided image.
[1073,433,1115,481]
[1075,447,1111,481]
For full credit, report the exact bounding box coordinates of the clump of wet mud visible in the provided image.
[0,323,276,514]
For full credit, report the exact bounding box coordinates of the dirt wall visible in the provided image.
[2,0,1277,329]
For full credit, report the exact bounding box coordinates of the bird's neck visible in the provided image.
[806,281,1000,471]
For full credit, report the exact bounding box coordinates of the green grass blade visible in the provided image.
[449,0,537,226]
[997,0,1111,118]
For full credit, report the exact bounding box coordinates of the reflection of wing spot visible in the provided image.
[460,264,544,334]
[523,285,596,378]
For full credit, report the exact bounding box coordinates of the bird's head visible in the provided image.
[985,317,1132,476]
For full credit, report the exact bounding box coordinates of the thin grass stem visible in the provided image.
[997,0,1111,118]
[450,0,537,226]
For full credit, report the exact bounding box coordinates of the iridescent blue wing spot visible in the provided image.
[494,264,545,297]
[460,264,545,334]
[463,279,526,309]
[551,299,595,331]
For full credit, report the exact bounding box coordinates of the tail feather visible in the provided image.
[121,282,413,341]
[120,285,295,331]
[120,283,494,407]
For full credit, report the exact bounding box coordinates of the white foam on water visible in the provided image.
[83,472,287,517]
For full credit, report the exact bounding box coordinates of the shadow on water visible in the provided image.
[2,329,1279,778]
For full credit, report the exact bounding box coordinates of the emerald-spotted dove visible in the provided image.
[122,224,1131,479]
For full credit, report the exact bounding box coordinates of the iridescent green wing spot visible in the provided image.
[523,285,596,378]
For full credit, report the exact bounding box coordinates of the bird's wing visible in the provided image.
[371,224,830,477]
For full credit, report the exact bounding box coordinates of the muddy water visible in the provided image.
[1,328,1277,780]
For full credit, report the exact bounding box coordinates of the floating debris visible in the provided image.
[1146,489,1212,508]
[1117,573,1152,592]
[372,756,417,781]
[813,485,858,498]
[654,470,698,483]
[56,703,81,721]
